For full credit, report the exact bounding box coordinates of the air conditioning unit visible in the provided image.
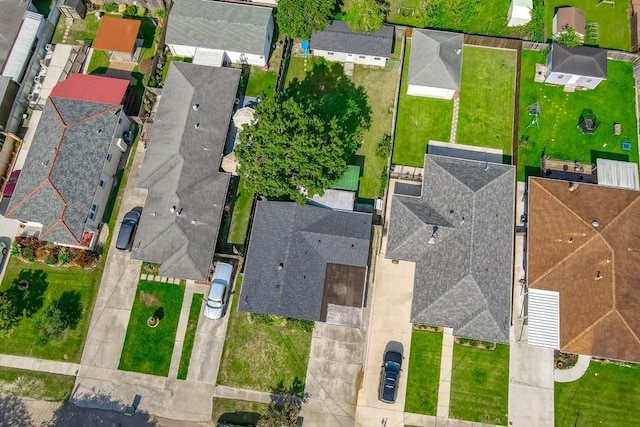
[234,98,240,105]
[45,44,53,52]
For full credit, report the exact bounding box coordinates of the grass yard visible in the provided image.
[212,398,268,425]
[119,280,185,377]
[518,50,638,181]
[86,50,110,75]
[393,40,453,167]
[177,293,203,380]
[449,343,509,424]
[217,275,312,392]
[52,12,101,44]
[555,360,640,426]
[404,329,443,415]
[245,66,278,98]
[0,259,100,362]
[457,46,516,156]
[227,177,254,247]
[0,367,75,401]
[545,0,631,51]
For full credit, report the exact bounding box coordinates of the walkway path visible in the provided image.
[168,284,200,379]
[213,385,271,404]
[450,97,460,144]
[0,354,79,376]
[554,355,590,383]
[436,328,454,418]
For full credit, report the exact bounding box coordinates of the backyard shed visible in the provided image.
[507,0,533,27]
[93,17,141,62]
[596,159,640,190]
[553,7,586,38]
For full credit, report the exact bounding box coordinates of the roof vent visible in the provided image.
[195,123,200,129]
[277,263,283,270]
[192,103,199,111]
[592,220,599,227]
[455,48,462,55]
[569,182,579,192]
[169,206,176,213]
[191,219,197,225]
[97,129,102,134]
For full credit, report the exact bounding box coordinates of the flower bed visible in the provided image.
[455,337,497,351]
[13,236,100,269]
[554,351,578,370]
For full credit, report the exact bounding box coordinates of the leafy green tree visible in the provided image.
[276,0,334,39]
[345,0,388,33]
[556,26,582,47]
[33,305,66,345]
[257,396,302,427]
[235,95,348,203]
[0,293,20,336]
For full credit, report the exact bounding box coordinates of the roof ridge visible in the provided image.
[616,308,640,347]
[599,191,640,233]
[563,308,615,349]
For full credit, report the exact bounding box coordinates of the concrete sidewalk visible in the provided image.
[0,354,79,376]
[436,328,454,418]
[168,284,202,379]
[554,355,590,383]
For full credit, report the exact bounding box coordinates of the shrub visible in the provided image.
[21,247,35,262]
[104,2,117,13]
[125,4,136,16]
[58,248,71,265]
[44,254,58,265]
[376,133,391,158]
[73,249,100,269]
[139,58,153,74]
[118,3,127,13]
[33,305,67,345]
[0,293,21,337]
[285,318,314,332]
[10,242,19,256]
[137,6,146,16]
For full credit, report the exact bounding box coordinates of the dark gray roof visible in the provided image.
[6,98,121,246]
[549,43,607,78]
[408,29,463,90]
[166,0,273,56]
[386,155,515,343]
[131,62,240,281]
[310,20,393,58]
[0,0,29,73]
[239,202,372,322]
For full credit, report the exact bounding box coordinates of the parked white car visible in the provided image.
[204,262,233,320]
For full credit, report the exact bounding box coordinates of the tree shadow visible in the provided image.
[0,394,35,427]
[284,61,372,157]
[271,376,308,400]
[218,410,261,426]
[52,290,83,330]
[3,269,49,318]
[152,307,164,321]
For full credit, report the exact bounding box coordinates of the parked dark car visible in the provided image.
[122,130,134,144]
[3,169,21,197]
[379,349,403,403]
[116,210,140,251]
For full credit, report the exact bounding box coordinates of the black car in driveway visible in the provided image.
[379,349,403,403]
[116,210,140,251]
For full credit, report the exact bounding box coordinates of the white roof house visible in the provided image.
[507,0,533,27]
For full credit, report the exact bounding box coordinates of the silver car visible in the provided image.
[204,262,233,320]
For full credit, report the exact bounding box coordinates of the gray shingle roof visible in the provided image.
[549,43,607,78]
[310,20,394,58]
[386,155,515,343]
[166,0,273,56]
[131,62,240,281]
[239,202,372,322]
[408,29,463,90]
[0,0,29,73]
[6,98,121,246]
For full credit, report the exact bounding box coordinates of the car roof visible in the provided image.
[208,281,226,300]
[123,210,140,222]
[212,262,233,282]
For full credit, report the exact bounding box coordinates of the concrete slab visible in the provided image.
[168,287,196,378]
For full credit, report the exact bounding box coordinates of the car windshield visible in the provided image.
[208,298,222,309]
[385,361,401,373]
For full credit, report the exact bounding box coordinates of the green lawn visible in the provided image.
[212,398,268,425]
[449,343,510,424]
[555,360,640,427]
[386,0,544,41]
[52,12,101,44]
[245,66,278,98]
[177,293,203,380]
[0,367,75,401]
[518,51,638,181]
[86,50,110,75]
[0,259,100,362]
[119,280,185,377]
[227,177,254,246]
[217,275,312,392]
[545,0,631,51]
[404,329,443,415]
[393,40,453,167]
[457,46,516,156]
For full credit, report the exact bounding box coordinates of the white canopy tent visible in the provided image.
[507,0,533,27]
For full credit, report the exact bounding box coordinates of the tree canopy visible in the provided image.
[556,26,582,47]
[236,62,371,203]
[345,0,388,33]
[276,0,334,39]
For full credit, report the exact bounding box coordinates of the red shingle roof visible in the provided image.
[93,16,141,53]
[50,74,129,105]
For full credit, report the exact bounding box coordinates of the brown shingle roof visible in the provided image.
[93,16,140,53]
[527,178,640,362]
[554,7,586,36]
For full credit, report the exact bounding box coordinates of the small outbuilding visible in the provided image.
[553,7,586,39]
[507,0,533,27]
[93,17,141,63]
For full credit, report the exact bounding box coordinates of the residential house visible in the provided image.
[240,202,372,328]
[86,0,165,10]
[93,17,142,63]
[6,74,131,249]
[131,62,241,281]
[1,0,43,83]
[545,43,607,89]
[310,20,394,67]
[553,7,586,39]
[507,0,533,27]
[526,177,640,362]
[385,155,515,343]
[166,0,274,67]
[407,29,462,99]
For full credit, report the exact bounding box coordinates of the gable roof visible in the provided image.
[166,0,273,56]
[554,7,586,35]
[408,30,463,90]
[239,202,372,326]
[93,17,141,54]
[527,178,640,362]
[131,62,240,281]
[310,20,394,58]
[6,90,124,246]
[386,155,515,343]
[549,43,607,79]
[50,74,129,105]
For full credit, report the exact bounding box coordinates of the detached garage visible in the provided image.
[407,29,462,100]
